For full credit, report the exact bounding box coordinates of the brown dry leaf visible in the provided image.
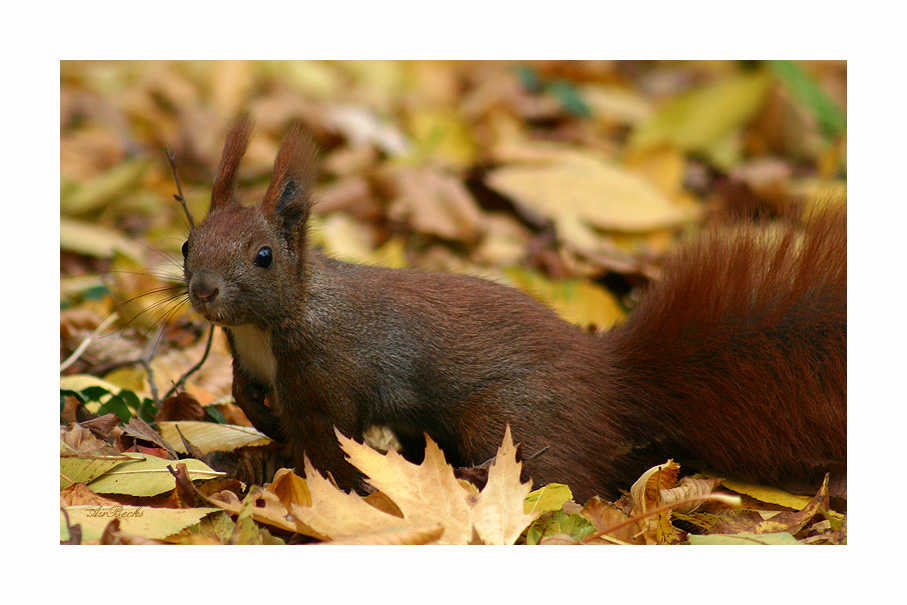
[61,421,119,455]
[60,483,123,508]
[579,496,636,545]
[380,166,485,244]
[710,475,833,537]
[326,105,410,156]
[706,508,768,535]
[322,526,444,545]
[631,460,682,512]
[154,392,206,422]
[629,460,684,545]
[208,487,312,536]
[266,468,312,509]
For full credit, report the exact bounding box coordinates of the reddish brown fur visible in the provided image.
[211,117,252,210]
[608,207,846,495]
[185,122,847,501]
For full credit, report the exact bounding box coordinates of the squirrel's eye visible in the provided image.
[255,246,273,269]
[181,240,189,259]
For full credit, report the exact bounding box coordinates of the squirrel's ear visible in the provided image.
[261,124,317,233]
[211,116,253,211]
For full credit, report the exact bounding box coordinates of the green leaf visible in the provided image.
[768,60,846,138]
[97,395,132,422]
[548,80,592,119]
[525,510,597,545]
[206,405,227,424]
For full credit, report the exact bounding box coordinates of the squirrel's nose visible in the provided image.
[190,275,220,303]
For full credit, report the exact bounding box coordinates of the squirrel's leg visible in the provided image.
[231,364,286,442]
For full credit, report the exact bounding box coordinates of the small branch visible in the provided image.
[581,493,742,544]
[164,147,194,230]
[163,324,215,400]
[141,322,178,405]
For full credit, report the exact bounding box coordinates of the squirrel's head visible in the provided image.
[182,117,317,327]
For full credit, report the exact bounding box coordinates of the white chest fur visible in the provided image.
[229,325,278,389]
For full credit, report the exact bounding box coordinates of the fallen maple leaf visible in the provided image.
[290,426,538,544]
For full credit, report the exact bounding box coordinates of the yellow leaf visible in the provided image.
[292,429,541,544]
[503,267,624,329]
[336,432,475,544]
[60,445,135,490]
[407,106,477,168]
[60,218,145,261]
[102,367,150,396]
[628,71,772,154]
[62,506,221,543]
[487,152,694,237]
[156,421,272,455]
[87,456,224,497]
[524,483,573,515]
[61,158,151,215]
[60,374,123,396]
[291,456,411,541]
[717,477,812,511]
[322,525,444,545]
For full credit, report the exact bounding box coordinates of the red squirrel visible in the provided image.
[182,118,846,501]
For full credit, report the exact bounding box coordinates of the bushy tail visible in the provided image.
[610,205,846,496]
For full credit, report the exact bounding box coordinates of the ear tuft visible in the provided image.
[211,116,253,211]
[261,124,317,227]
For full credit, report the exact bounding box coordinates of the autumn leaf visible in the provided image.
[627,71,772,156]
[61,505,221,543]
[487,148,693,239]
[156,421,272,454]
[290,427,538,545]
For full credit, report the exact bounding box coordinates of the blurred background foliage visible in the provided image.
[59,60,846,405]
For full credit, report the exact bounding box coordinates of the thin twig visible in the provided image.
[163,324,216,401]
[60,313,120,373]
[141,323,167,405]
[581,493,742,544]
[164,147,194,229]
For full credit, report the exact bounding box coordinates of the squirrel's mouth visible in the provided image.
[191,305,238,328]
